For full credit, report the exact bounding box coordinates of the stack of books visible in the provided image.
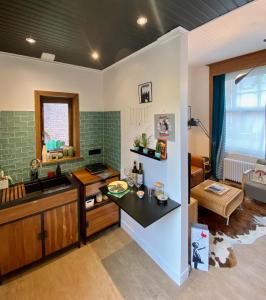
[204,183,229,196]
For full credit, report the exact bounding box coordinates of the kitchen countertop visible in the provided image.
[72,167,119,186]
[0,173,78,210]
[100,185,181,228]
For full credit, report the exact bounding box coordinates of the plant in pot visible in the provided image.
[133,136,141,151]
[141,133,151,154]
[155,142,161,159]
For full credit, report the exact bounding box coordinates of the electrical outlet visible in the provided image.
[88,149,101,155]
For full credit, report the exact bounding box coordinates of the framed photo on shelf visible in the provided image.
[138,82,152,104]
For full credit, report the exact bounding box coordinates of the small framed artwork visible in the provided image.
[157,138,167,160]
[154,113,175,141]
[138,82,152,104]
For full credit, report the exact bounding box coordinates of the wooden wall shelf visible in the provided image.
[42,156,83,166]
[130,149,166,161]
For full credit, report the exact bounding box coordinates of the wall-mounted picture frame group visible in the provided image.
[138,82,152,104]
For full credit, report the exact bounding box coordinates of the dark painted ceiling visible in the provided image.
[0,0,253,69]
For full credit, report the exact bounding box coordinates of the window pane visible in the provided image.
[261,91,266,107]
[43,103,69,150]
[236,93,258,107]
[225,66,266,158]
[261,74,266,89]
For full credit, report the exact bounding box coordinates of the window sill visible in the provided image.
[42,156,84,166]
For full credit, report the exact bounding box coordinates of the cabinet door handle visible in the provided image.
[37,231,48,240]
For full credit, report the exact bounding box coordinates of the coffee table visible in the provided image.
[191,180,244,225]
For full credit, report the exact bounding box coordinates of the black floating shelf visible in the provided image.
[130,149,166,161]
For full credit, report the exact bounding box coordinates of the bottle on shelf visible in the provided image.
[132,160,138,181]
[42,145,47,162]
[56,164,61,176]
[137,162,144,186]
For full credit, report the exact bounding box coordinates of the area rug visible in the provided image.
[198,197,266,268]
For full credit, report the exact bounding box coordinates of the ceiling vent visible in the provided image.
[41,52,55,62]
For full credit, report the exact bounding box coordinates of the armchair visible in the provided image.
[242,159,266,203]
[190,155,205,188]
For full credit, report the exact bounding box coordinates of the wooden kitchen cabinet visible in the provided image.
[0,187,79,283]
[72,167,120,243]
[0,215,42,275]
[86,202,119,236]
[44,202,78,255]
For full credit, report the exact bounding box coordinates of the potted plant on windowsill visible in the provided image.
[155,142,161,159]
[133,136,141,151]
[141,133,151,154]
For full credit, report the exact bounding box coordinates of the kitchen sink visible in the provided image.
[24,174,72,194]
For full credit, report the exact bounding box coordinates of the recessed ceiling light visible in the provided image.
[26,37,36,44]
[137,16,148,26]
[91,51,99,60]
[41,52,55,62]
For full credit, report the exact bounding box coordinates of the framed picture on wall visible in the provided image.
[154,113,175,141]
[138,82,152,104]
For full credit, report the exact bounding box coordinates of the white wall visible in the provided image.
[103,28,189,285]
[188,65,210,157]
[0,52,103,111]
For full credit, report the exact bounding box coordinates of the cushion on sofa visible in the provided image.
[252,164,266,185]
[256,159,266,165]
[244,180,266,203]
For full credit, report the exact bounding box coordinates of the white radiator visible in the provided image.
[223,158,255,183]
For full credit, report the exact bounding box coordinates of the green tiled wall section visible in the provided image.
[0,111,35,182]
[0,111,110,183]
[103,111,121,171]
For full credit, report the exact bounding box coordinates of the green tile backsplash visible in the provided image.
[0,111,121,183]
[103,111,121,171]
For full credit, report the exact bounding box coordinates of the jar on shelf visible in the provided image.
[153,182,164,198]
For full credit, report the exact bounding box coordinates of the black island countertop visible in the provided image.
[100,185,181,228]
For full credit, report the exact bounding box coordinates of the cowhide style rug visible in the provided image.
[198,197,266,268]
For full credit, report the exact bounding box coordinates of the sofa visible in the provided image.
[190,155,205,188]
[242,159,266,203]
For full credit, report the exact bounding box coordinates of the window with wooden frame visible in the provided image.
[208,49,266,157]
[35,91,80,164]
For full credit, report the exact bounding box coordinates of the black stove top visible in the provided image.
[85,163,107,174]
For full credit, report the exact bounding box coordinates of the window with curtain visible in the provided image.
[225,65,266,158]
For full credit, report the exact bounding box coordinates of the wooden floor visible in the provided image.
[0,225,266,300]
[199,196,266,237]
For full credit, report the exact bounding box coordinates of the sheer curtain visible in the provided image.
[225,66,266,159]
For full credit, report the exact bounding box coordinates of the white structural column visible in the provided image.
[103,27,189,285]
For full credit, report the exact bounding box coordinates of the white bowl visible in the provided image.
[136,190,144,199]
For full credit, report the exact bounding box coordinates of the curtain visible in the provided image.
[225,66,266,159]
[211,74,226,179]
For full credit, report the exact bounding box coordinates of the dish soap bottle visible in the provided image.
[56,164,61,176]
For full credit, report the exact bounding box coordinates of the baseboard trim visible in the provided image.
[121,220,189,286]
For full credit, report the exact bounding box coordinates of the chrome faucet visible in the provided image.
[30,159,41,180]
